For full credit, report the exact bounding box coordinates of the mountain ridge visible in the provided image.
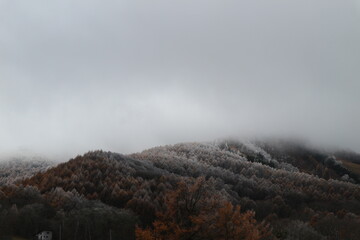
[1,139,360,239]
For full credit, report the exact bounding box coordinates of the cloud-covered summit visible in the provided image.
[1,0,359,158]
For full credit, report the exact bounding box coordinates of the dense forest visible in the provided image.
[1,140,360,239]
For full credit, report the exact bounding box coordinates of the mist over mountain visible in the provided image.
[1,1,359,239]
[0,154,54,185]
[1,0,360,157]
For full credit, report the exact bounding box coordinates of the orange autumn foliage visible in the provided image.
[136,177,272,240]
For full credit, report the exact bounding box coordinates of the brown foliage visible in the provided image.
[136,177,272,240]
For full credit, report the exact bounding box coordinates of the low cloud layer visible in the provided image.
[1,0,360,159]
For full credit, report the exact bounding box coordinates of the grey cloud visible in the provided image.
[1,0,359,159]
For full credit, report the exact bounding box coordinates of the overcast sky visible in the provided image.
[1,0,359,159]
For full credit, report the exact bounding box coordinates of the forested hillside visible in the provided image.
[1,140,360,239]
[0,157,54,185]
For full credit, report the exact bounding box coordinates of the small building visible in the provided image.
[35,231,52,240]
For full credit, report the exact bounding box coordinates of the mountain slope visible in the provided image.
[0,156,54,185]
[1,140,360,239]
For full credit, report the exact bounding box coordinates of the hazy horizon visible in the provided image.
[1,0,360,160]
